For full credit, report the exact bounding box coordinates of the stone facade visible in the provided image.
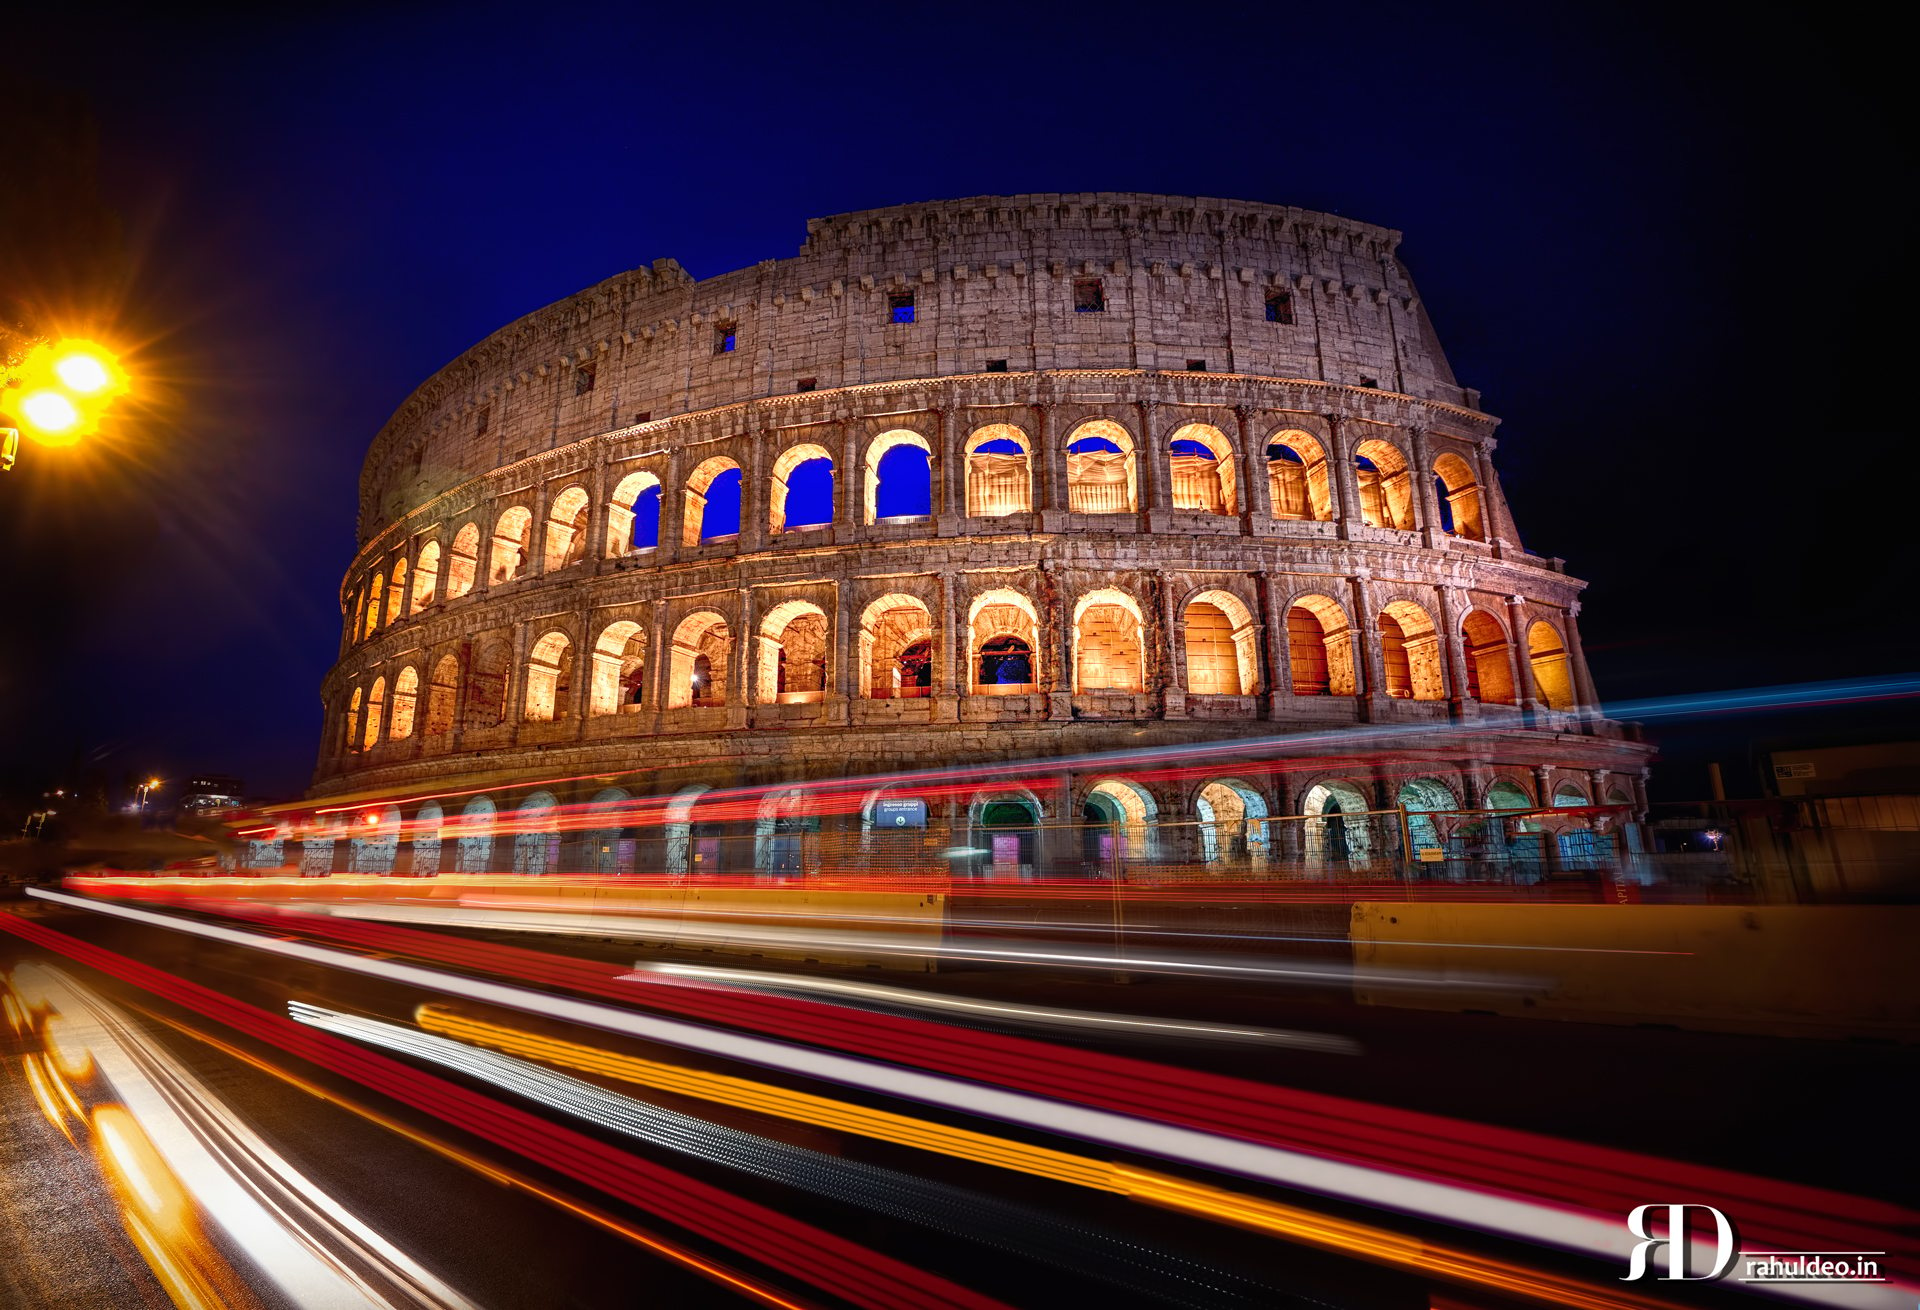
[310,194,1650,861]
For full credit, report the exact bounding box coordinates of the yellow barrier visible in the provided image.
[1350,903,1920,1039]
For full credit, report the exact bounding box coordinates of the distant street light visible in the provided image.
[2,337,130,471]
[136,778,162,812]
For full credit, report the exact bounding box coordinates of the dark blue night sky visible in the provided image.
[4,1,1907,798]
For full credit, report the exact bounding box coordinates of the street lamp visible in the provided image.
[136,778,162,812]
[2,338,130,472]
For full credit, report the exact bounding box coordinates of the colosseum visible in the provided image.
[277,193,1653,879]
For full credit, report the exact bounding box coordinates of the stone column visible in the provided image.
[1506,594,1539,714]
[1139,399,1171,519]
[1236,405,1271,529]
[935,406,962,535]
[507,622,533,736]
[527,481,552,578]
[1409,427,1444,548]
[1258,571,1291,719]
[1327,415,1363,540]
[1044,565,1073,720]
[1350,572,1382,715]
[1037,403,1067,527]
[1435,585,1471,719]
[1157,570,1184,718]
[584,451,613,564]
[656,448,684,565]
[641,607,669,735]
[835,420,861,537]
[1474,439,1516,553]
[727,588,754,730]
[830,582,854,726]
[935,571,960,722]
[742,427,771,552]
[567,611,592,736]
[1564,601,1602,728]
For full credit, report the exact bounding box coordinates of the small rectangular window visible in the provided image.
[887,292,915,324]
[574,363,596,395]
[714,324,737,354]
[632,411,651,424]
[1073,278,1105,313]
[984,358,1008,373]
[1186,359,1207,373]
[796,377,817,393]
[1359,375,1379,388]
[476,406,491,436]
[1265,290,1294,324]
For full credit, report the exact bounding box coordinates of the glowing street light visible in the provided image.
[136,778,162,813]
[2,337,131,471]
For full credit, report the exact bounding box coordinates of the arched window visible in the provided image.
[411,540,440,613]
[1528,620,1576,710]
[363,676,387,750]
[1066,420,1137,514]
[1353,439,1415,530]
[411,800,444,876]
[1460,610,1516,704]
[1072,588,1144,693]
[514,791,559,874]
[456,796,495,872]
[755,601,829,704]
[489,507,533,583]
[1432,452,1485,541]
[684,458,742,545]
[667,612,731,708]
[1552,781,1590,808]
[1266,431,1333,521]
[1083,779,1157,863]
[445,523,480,600]
[859,594,933,699]
[390,666,419,740]
[386,560,408,626]
[543,486,591,571]
[351,590,369,645]
[1285,595,1357,695]
[523,631,574,721]
[769,444,834,534]
[344,687,362,754]
[364,573,385,637]
[349,806,400,874]
[425,654,460,735]
[965,424,1031,517]
[1487,780,1534,812]
[465,638,510,730]
[1196,780,1270,864]
[589,620,647,716]
[865,431,932,524]
[1398,777,1460,854]
[1378,600,1445,701]
[968,589,1038,693]
[607,472,662,556]
[1183,590,1258,695]
[1301,780,1375,864]
[1167,424,1235,516]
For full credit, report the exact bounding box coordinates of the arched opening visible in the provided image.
[1265,431,1333,521]
[363,676,386,750]
[343,687,362,755]
[969,589,1038,693]
[1196,780,1270,864]
[425,654,460,735]
[756,601,829,704]
[607,472,662,556]
[513,791,559,874]
[1552,782,1590,808]
[1167,423,1236,515]
[390,665,419,740]
[1398,777,1460,856]
[348,806,400,874]
[455,796,495,872]
[1072,588,1144,693]
[364,573,385,638]
[663,785,712,877]
[387,560,408,626]
[667,612,730,708]
[1432,452,1485,541]
[489,506,533,583]
[971,792,1041,879]
[589,620,647,716]
[1301,780,1375,864]
[543,486,592,571]
[446,523,480,600]
[1461,610,1516,704]
[755,788,819,877]
[965,424,1031,517]
[466,637,511,730]
[1378,600,1445,700]
[411,800,444,876]
[1528,620,1576,709]
[1183,589,1258,695]
[769,444,834,534]
[1353,439,1415,530]
[1285,594,1357,695]
[865,430,932,523]
[683,458,742,545]
[858,594,933,699]
[411,540,440,613]
[1487,780,1534,812]
[352,590,370,645]
[585,787,633,874]
[523,630,574,722]
[1083,778,1157,867]
[1066,419,1137,514]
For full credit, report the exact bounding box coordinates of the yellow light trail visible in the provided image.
[418,1005,1673,1310]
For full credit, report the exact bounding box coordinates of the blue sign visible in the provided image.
[873,799,927,829]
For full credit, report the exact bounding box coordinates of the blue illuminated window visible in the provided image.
[1073,278,1105,313]
[715,324,736,354]
[1265,291,1294,324]
[888,292,916,324]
